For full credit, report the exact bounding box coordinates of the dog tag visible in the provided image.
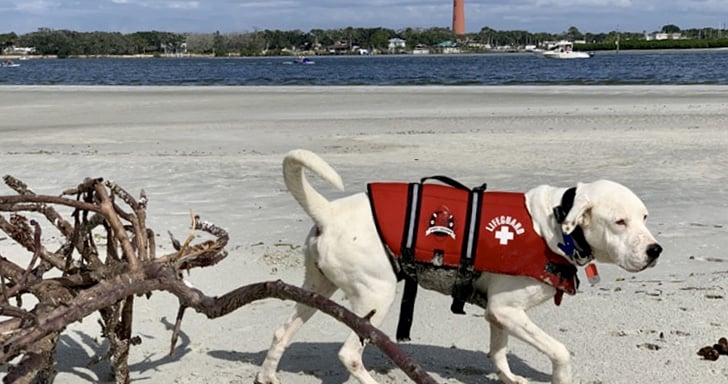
[585,263,600,285]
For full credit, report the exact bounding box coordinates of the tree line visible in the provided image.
[2,24,727,57]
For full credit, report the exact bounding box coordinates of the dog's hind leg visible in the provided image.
[336,278,397,384]
[338,332,376,384]
[255,256,337,384]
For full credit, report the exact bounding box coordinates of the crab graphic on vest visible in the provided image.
[426,205,455,239]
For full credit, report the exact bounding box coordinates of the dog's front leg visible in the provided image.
[487,320,528,384]
[487,306,572,384]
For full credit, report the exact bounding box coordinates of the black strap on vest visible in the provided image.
[396,182,422,341]
[553,187,593,265]
[396,276,418,341]
[400,182,422,265]
[450,182,487,314]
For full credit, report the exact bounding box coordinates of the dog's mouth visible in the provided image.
[621,258,658,273]
[643,258,659,270]
[631,258,658,272]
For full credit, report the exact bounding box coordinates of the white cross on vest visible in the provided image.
[495,226,514,245]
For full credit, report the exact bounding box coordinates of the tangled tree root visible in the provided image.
[0,176,435,384]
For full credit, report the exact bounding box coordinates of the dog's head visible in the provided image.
[561,180,662,272]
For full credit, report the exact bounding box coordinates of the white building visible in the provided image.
[645,32,683,41]
[388,38,406,52]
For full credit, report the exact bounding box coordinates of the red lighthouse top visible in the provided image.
[453,0,465,35]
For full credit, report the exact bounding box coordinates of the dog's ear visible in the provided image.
[561,183,592,235]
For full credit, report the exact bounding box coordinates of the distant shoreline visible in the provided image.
[4,46,728,60]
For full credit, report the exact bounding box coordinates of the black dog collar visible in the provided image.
[553,187,593,266]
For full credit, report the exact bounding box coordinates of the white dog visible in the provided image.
[256,149,662,384]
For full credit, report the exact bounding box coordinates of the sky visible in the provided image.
[2,0,728,36]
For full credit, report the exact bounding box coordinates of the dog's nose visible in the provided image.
[646,243,662,261]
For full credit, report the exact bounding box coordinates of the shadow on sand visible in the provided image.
[209,341,550,384]
[54,317,192,383]
[50,318,548,383]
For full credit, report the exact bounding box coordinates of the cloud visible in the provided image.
[534,0,632,8]
[15,1,57,12]
[107,0,199,9]
[681,0,728,13]
[238,1,298,9]
[166,1,199,9]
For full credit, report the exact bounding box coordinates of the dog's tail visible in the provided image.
[282,149,344,227]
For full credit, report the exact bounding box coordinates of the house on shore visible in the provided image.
[388,38,406,53]
[645,32,683,41]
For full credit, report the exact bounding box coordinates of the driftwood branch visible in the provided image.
[0,176,436,384]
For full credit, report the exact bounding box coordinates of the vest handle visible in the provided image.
[420,175,486,192]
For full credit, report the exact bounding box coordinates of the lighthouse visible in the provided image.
[452,0,465,35]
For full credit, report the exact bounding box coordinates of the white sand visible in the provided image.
[1,86,727,383]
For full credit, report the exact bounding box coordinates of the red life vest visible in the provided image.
[367,182,577,297]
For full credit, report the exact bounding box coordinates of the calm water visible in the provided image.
[2,50,728,85]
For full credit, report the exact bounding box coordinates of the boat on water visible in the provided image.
[538,41,593,59]
[1,60,20,68]
[284,56,315,65]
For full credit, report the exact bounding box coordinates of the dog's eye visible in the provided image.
[616,219,627,226]
[643,214,648,221]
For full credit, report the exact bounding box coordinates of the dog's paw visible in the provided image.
[498,373,529,384]
[254,372,280,384]
[488,372,528,384]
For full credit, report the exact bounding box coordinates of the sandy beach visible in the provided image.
[1,85,727,383]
